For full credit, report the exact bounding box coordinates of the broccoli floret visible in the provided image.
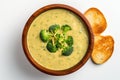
[40,24,74,56]
[55,34,60,39]
[46,40,58,53]
[55,34,64,42]
[61,24,72,33]
[40,30,50,42]
[66,36,73,46]
[55,34,65,49]
[49,24,60,33]
[55,34,62,48]
[56,41,63,49]
[62,46,73,56]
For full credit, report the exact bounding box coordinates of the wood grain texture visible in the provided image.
[22,4,94,76]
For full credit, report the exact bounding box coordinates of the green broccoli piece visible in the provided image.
[55,34,62,48]
[40,30,50,42]
[55,34,65,49]
[40,24,74,56]
[62,46,73,56]
[61,24,72,33]
[55,34,60,39]
[56,41,63,49]
[56,34,64,42]
[49,24,60,33]
[66,36,73,46]
[46,40,58,53]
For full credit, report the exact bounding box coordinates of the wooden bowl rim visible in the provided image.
[22,4,94,76]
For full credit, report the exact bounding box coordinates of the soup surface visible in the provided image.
[27,9,89,70]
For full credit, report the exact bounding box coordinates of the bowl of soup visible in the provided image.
[22,4,94,75]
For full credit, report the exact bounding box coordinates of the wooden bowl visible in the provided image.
[22,4,94,76]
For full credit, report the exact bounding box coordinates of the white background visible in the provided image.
[0,0,120,80]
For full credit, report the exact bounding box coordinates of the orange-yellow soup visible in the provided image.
[27,9,89,70]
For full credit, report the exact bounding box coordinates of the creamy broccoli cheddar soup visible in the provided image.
[27,9,89,70]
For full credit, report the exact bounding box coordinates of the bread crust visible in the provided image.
[91,35,114,64]
[84,8,107,35]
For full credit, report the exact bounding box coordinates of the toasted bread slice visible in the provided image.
[84,8,107,34]
[91,35,114,64]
